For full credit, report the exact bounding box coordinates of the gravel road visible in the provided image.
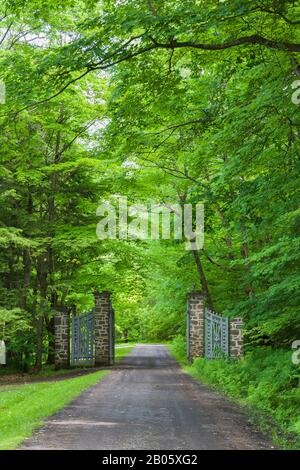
[21,344,273,450]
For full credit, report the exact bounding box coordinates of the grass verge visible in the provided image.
[0,370,109,450]
[115,342,137,362]
[169,336,300,450]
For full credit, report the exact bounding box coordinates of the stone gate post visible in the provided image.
[94,291,114,366]
[54,308,70,369]
[230,317,244,359]
[187,291,205,361]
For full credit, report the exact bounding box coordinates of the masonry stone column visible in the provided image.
[187,291,205,361]
[94,291,113,366]
[230,317,244,359]
[54,309,70,369]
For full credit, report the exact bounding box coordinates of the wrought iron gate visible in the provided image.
[72,310,95,366]
[205,309,229,359]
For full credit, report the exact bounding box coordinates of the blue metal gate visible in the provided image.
[205,309,228,359]
[72,310,95,366]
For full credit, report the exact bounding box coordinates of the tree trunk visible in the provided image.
[192,249,213,310]
[241,240,254,298]
[46,291,57,365]
[35,257,48,371]
[35,312,44,371]
[20,249,31,310]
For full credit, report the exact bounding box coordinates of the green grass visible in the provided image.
[0,370,109,450]
[115,342,137,362]
[169,336,300,449]
[30,365,97,377]
[0,363,99,380]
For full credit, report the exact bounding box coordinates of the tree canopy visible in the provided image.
[0,0,299,369]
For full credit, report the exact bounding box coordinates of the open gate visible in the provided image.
[205,309,229,359]
[72,310,95,366]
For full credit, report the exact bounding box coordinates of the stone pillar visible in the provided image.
[94,291,112,366]
[230,317,244,359]
[187,291,205,361]
[54,310,70,369]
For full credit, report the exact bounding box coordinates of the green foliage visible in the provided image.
[127,243,198,341]
[0,4,299,451]
[0,308,33,362]
[170,337,300,448]
[170,335,187,364]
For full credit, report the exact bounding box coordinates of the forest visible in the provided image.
[0,0,299,446]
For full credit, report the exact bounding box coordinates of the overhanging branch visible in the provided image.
[11,32,300,115]
[153,35,300,52]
